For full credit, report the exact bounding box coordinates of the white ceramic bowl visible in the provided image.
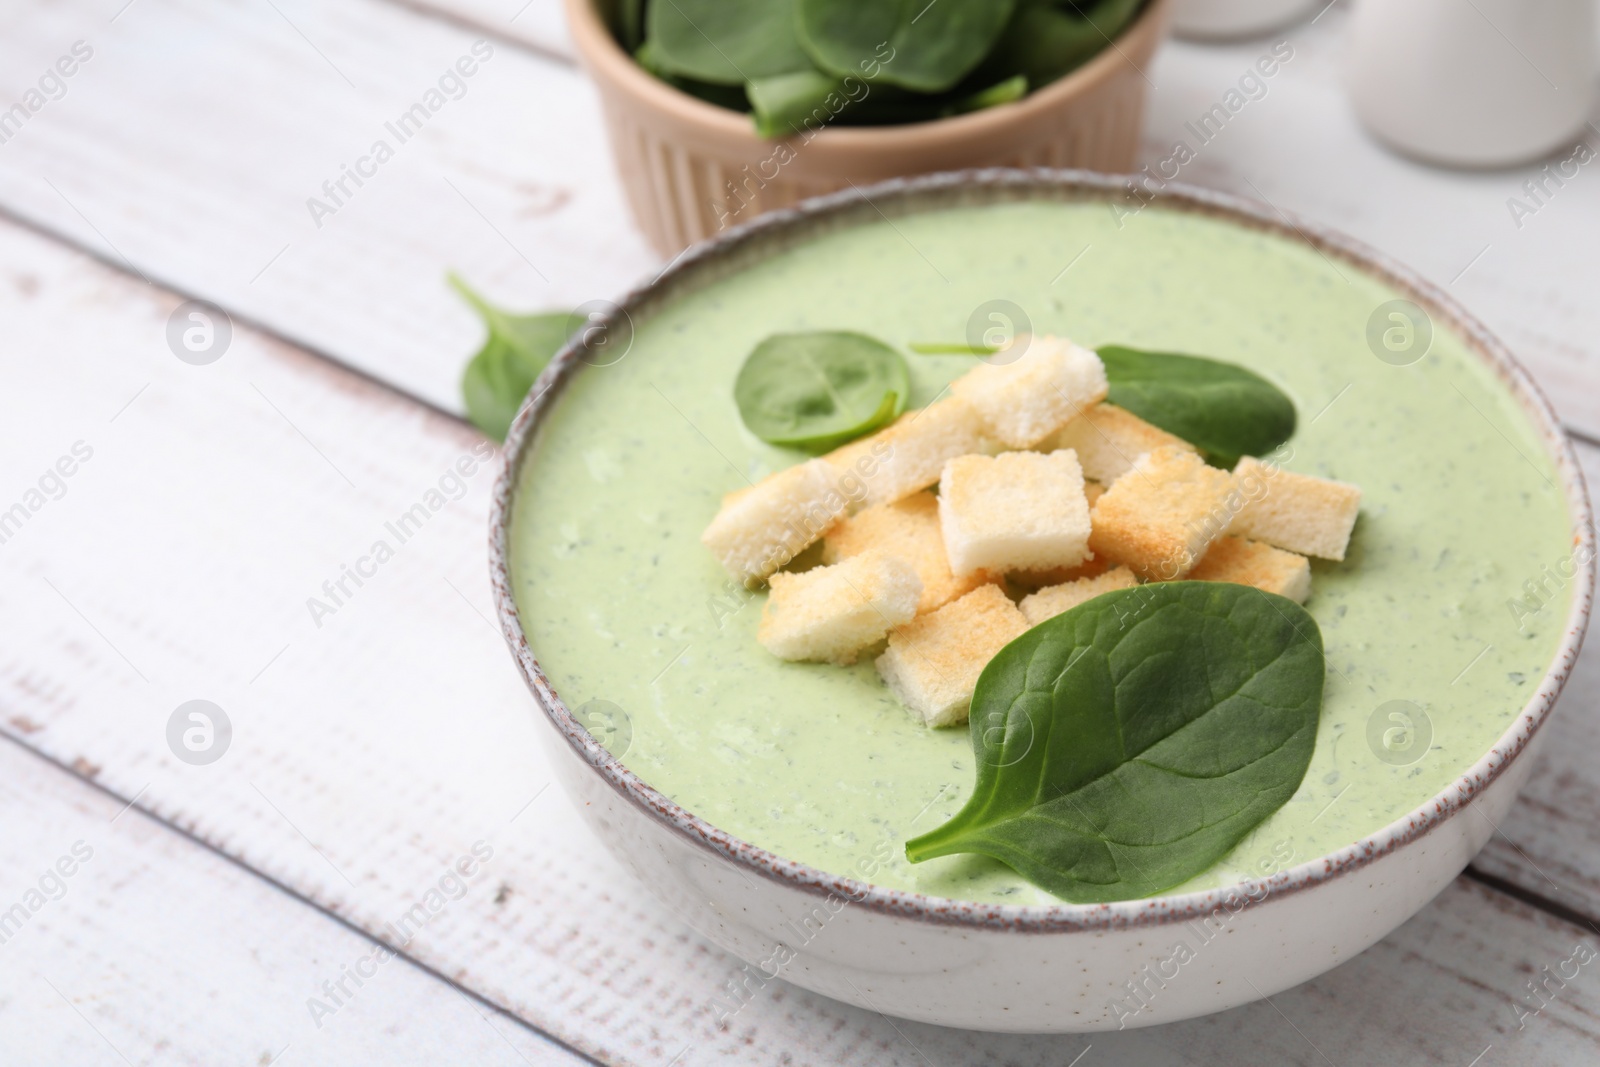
[490,170,1593,1033]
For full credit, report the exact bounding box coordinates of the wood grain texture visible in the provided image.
[398,0,574,60]
[5,0,1600,1061]
[0,741,586,1067]
[4,1,1600,438]
[3,201,1600,1064]
[0,0,653,412]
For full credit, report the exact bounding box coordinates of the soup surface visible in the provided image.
[509,199,1573,903]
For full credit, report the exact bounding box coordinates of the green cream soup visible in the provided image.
[509,200,1573,904]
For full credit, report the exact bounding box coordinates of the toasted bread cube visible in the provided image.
[950,336,1108,448]
[875,584,1028,727]
[1088,445,1235,580]
[1228,457,1362,561]
[1019,566,1139,625]
[758,552,922,664]
[1050,404,1196,484]
[701,459,849,584]
[822,397,996,510]
[1187,536,1311,603]
[1010,554,1111,591]
[939,450,1092,577]
[822,491,998,614]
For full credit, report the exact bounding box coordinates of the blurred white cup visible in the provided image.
[1347,0,1598,168]
[1170,0,1325,40]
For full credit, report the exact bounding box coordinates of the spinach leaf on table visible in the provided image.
[797,0,1018,93]
[906,582,1324,903]
[734,331,910,452]
[451,274,572,443]
[647,0,813,85]
[1098,345,1297,467]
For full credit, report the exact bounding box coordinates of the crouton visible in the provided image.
[1010,555,1109,591]
[949,336,1108,448]
[1088,445,1235,580]
[939,450,1092,576]
[822,491,999,614]
[1010,480,1109,584]
[1228,457,1362,561]
[822,397,996,509]
[1049,404,1196,484]
[1186,536,1311,603]
[1019,566,1139,625]
[875,584,1028,727]
[758,552,922,664]
[701,459,850,584]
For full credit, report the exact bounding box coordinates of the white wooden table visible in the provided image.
[2,2,1599,1063]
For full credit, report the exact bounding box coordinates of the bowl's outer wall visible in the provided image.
[541,703,1544,1032]
[490,170,1594,1032]
[564,0,1172,255]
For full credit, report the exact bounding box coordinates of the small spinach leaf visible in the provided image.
[451,273,572,442]
[1097,346,1297,467]
[647,0,812,86]
[950,73,1028,114]
[797,0,1018,94]
[906,582,1323,903]
[747,69,850,138]
[734,331,910,452]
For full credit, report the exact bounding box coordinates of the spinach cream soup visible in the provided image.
[508,200,1572,904]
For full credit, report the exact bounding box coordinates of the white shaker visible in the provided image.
[1170,0,1325,40]
[1347,0,1598,167]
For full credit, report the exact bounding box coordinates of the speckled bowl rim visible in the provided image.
[490,168,1595,933]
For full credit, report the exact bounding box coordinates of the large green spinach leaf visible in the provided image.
[905,582,1323,903]
[647,0,812,85]
[1097,346,1297,467]
[635,40,752,111]
[797,0,1017,93]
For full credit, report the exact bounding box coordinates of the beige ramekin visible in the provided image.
[564,0,1173,255]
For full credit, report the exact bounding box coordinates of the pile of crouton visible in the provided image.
[700,337,1361,729]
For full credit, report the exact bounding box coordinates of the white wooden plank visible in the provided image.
[0,741,586,1067]
[398,0,574,60]
[5,0,1600,440]
[0,0,653,413]
[4,190,1600,1064]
